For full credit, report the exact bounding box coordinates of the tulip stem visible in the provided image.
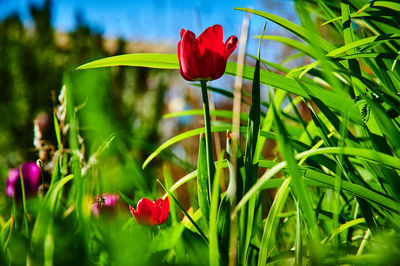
[200,80,216,198]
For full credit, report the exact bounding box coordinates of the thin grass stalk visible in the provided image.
[356,229,371,255]
[333,103,350,247]
[257,178,291,265]
[210,154,225,266]
[18,168,29,237]
[163,164,178,224]
[230,13,250,266]
[288,94,312,143]
[295,200,302,266]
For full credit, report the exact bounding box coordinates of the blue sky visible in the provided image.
[0,0,298,59]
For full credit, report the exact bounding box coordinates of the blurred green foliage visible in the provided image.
[0,0,174,193]
[0,1,183,265]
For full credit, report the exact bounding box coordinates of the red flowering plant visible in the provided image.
[178,24,238,81]
[178,25,238,203]
[129,197,169,226]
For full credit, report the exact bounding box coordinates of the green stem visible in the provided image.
[200,80,216,199]
[19,168,29,237]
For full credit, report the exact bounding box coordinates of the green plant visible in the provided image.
[3,0,400,265]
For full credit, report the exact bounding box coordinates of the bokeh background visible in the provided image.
[0,0,300,205]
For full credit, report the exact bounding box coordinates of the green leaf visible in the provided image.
[328,218,366,241]
[304,169,400,215]
[163,109,248,122]
[197,133,210,221]
[258,178,291,265]
[244,38,261,187]
[18,168,29,237]
[53,113,62,149]
[209,156,225,266]
[234,7,336,53]
[77,53,179,70]
[157,180,208,243]
[119,191,137,207]
[358,1,400,13]
[271,92,319,241]
[254,35,318,59]
[143,125,247,169]
[1,217,14,251]
[327,34,400,58]
[217,196,231,261]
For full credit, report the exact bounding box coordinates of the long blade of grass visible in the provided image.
[271,92,319,241]
[18,168,29,237]
[258,178,291,265]
[209,155,225,266]
[197,132,210,221]
[163,109,249,121]
[234,7,336,52]
[142,126,240,168]
[328,218,365,241]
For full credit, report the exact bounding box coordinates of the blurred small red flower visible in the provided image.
[178,24,238,81]
[129,197,169,226]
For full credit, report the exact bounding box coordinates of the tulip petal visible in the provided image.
[158,197,170,224]
[179,30,201,81]
[197,24,224,56]
[177,39,192,81]
[136,198,153,216]
[224,35,239,59]
[129,205,137,216]
[150,203,161,225]
[210,54,227,80]
[130,204,148,225]
[197,48,215,79]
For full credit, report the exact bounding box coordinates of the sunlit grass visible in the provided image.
[2,0,400,265]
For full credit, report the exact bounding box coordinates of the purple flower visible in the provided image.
[6,162,41,199]
[92,194,120,217]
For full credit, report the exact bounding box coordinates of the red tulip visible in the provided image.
[178,24,238,81]
[129,197,169,226]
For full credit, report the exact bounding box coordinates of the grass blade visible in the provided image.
[271,92,319,241]
[197,132,210,221]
